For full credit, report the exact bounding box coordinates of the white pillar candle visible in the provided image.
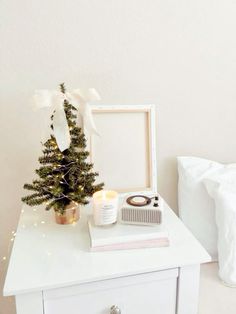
[92,190,119,226]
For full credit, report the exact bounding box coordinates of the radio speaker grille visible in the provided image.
[121,207,161,224]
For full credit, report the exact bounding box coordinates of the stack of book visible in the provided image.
[87,216,169,252]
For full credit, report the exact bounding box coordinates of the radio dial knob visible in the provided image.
[110,305,121,314]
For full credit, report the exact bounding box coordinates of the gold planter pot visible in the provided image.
[55,201,80,225]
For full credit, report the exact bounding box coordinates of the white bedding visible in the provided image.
[205,179,236,287]
[178,156,236,287]
[178,156,224,259]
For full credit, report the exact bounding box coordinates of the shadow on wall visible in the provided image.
[158,157,179,213]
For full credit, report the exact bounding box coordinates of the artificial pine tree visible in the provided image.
[22,83,104,214]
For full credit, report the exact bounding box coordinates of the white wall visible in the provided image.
[1,1,236,313]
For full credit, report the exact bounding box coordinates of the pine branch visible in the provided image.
[23,183,39,191]
[39,155,63,164]
[45,199,62,211]
[60,83,66,94]
[21,194,52,206]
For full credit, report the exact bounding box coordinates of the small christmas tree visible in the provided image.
[22,83,104,214]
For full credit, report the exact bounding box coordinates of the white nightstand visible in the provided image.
[4,200,211,314]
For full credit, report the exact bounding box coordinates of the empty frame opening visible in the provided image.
[90,109,152,193]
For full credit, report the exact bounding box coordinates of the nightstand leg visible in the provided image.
[15,292,43,314]
[176,264,200,314]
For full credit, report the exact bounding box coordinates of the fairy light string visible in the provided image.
[1,207,55,265]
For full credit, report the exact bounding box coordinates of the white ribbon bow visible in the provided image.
[33,88,100,151]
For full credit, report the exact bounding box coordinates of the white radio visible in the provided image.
[119,194,163,226]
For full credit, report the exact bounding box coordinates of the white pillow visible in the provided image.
[204,179,236,286]
[178,156,236,260]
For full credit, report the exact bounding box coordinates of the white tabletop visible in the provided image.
[4,201,211,296]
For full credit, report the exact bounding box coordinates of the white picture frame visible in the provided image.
[89,104,157,195]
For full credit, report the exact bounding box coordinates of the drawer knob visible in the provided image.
[110,305,121,314]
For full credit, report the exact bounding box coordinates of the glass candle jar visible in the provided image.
[92,190,119,226]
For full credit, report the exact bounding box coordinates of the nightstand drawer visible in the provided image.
[44,268,178,314]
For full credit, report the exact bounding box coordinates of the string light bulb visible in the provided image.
[1,229,17,264]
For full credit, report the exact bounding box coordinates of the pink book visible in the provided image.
[90,238,169,252]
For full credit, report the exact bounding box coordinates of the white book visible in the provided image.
[87,216,169,248]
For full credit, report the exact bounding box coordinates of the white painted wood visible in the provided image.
[3,200,211,296]
[44,268,178,299]
[89,104,157,195]
[176,265,200,314]
[44,271,177,314]
[15,292,43,314]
